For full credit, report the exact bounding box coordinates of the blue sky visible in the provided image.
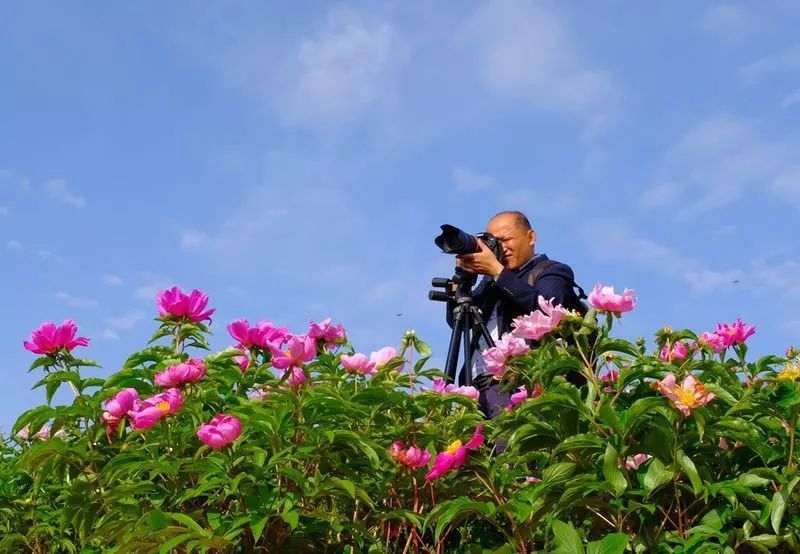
[2,1,799,432]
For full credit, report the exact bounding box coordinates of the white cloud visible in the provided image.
[637,182,681,210]
[43,179,86,208]
[772,165,800,206]
[740,44,800,84]
[699,4,753,40]
[135,273,174,301]
[181,229,209,249]
[0,169,31,191]
[7,240,22,250]
[102,274,124,286]
[452,166,495,192]
[107,311,146,330]
[0,205,8,216]
[462,0,618,136]
[364,280,401,303]
[54,291,98,308]
[99,329,120,340]
[34,250,52,260]
[781,88,800,109]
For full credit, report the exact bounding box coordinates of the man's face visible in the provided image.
[486,215,536,270]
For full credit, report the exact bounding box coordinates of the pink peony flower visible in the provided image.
[24,320,90,355]
[16,425,66,441]
[234,354,250,373]
[525,476,542,483]
[340,353,377,376]
[154,359,206,387]
[587,283,637,313]
[269,334,316,369]
[197,414,242,449]
[102,388,140,436]
[369,347,398,370]
[227,319,288,350]
[425,425,484,480]
[425,377,479,400]
[156,287,215,323]
[659,341,689,363]
[714,318,756,347]
[698,331,727,354]
[624,453,652,470]
[482,333,530,379]
[511,296,567,341]
[308,318,347,350]
[653,373,715,416]
[129,388,183,430]
[600,369,619,393]
[506,384,543,410]
[282,366,307,388]
[389,441,432,469]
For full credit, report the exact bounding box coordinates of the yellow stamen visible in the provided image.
[156,401,170,413]
[675,388,697,407]
[778,363,800,381]
[445,440,462,455]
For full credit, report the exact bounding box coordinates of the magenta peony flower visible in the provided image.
[600,369,619,393]
[425,377,479,400]
[659,341,689,363]
[197,414,242,449]
[653,373,714,416]
[129,388,183,430]
[390,441,432,469]
[425,425,484,480]
[24,320,89,355]
[227,319,288,349]
[369,347,398,370]
[156,287,215,323]
[624,454,652,470]
[482,333,530,379]
[505,384,543,410]
[102,388,140,434]
[269,334,316,369]
[282,366,307,388]
[154,359,206,387]
[308,318,347,350]
[340,353,377,376]
[234,354,250,373]
[714,318,756,347]
[511,296,567,341]
[698,331,727,354]
[587,283,637,313]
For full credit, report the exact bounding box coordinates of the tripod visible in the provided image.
[429,269,496,387]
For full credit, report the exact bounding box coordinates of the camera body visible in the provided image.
[434,224,505,264]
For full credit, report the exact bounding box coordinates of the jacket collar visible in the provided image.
[514,252,548,274]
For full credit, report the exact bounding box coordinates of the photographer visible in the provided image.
[448,211,585,419]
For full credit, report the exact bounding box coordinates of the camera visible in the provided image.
[433,224,505,263]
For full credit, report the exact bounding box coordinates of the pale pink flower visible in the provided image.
[653,373,715,416]
[525,476,542,483]
[269,334,316,369]
[156,287,215,322]
[714,318,756,347]
[15,425,66,441]
[197,414,242,449]
[340,353,377,376]
[129,388,183,430]
[425,425,484,480]
[424,377,479,400]
[659,341,689,363]
[154,359,206,387]
[506,384,543,410]
[308,318,347,350]
[698,332,727,354]
[389,441,432,469]
[587,283,637,313]
[227,319,288,349]
[482,333,530,379]
[24,320,89,355]
[369,347,399,370]
[624,454,652,470]
[511,296,567,341]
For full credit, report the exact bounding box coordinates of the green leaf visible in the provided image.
[413,339,432,357]
[597,398,623,435]
[167,513,210,537]
[770,490,786,534]
[586,533,629,554]
[29,356,57,372]
[552,520,584,554]
[643,458,674,495]
[158,533,195,554]
[622,397,664,436]
[542,462,577,483]
[603,444,627,497]
[249,514,269,542]
[676,450,703,495]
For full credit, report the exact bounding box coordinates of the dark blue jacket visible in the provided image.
[448,253,581,336]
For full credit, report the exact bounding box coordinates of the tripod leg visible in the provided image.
[462,309,473,386]
[444,308,464,383]
[470,306,496,349]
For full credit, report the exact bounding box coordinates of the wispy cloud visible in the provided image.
[102,274,124,286]
[699,4,754,41]
[781,88,800,109]
[462,0,619,137]
[99,329,120,340]
[106,311,146,330]
[43,178,86,208]
[134,273,174,301]
[740,44,800,84]
[7,240,22,250]
[0,169,31,191]
[54,291,98,308]
[0,205,8,216]
[452,166,495,193]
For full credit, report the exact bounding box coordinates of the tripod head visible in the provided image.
[428,267,478,304]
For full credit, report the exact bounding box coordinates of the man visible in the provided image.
[450,210,584,418]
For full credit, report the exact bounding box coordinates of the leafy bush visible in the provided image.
[2,286,799,553]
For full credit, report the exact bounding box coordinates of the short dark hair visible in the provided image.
[492,210,532,231]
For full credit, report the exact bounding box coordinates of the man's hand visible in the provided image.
[456,239,505,277]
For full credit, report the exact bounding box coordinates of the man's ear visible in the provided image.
[528,229,536,247]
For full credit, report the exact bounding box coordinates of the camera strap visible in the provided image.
[526,259,588,300]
